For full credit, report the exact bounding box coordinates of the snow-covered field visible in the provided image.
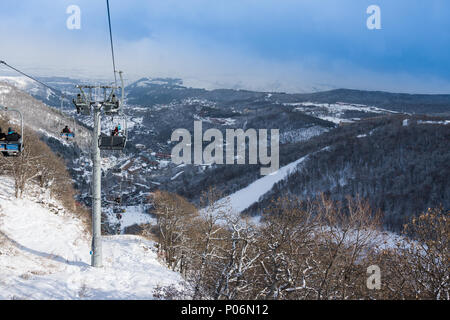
[0,176,183,300]
[280,126,329,144]
[285,101,397,124]
[418,120,450,125]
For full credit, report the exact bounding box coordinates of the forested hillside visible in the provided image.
[245,115,450,231]
[273,89,450,115]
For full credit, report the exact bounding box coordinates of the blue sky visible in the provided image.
[1,0,450,93]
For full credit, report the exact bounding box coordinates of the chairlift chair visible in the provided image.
[103,93,120,115]
[60,96,77,140]
[0,106,24,157]
[99,134,126,151]
[60,132,76,140]
[61,124,75,140]
[98,114,127,151]
[73,93,91,115]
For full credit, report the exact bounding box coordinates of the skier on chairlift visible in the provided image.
[61,126,73,140]
[111,94,119,109]
[73,94,83,114]
[62,126,71,134]
[6,127,21,142]
[112,124,121,136]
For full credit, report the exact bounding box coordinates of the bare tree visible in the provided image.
[151,191,198,271]
[150,189,447,301]
[189,188,228,299]
[374,208,449,300]
[311,195,383,299]
[254,197,319,300]
[2,137,43,198]
[211,213,260,300]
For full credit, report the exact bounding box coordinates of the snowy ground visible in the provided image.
[212,147,334,224]
[285,101,397,124]
[0,76,35,91]
[418,120,450,125]
[0,176,184,300]
[215,156,310,216]
[106,205,157,233]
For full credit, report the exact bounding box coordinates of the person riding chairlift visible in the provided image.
[62,126,72,134]
[61,126,72,140]
[112,124,121,136]
[5,127,21,142]
[111,94,119,109]
[74,94,84,114]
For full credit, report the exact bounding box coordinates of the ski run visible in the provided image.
[0,176,184,300]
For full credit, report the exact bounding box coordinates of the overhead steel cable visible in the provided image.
[106,0,118,85]
[0,60,64,99]
[0,61,75,130]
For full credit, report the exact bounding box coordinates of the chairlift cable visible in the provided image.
[0,60,63,98]
[106,0,118,86]
[0,61,79,139]
[0,60,67,113]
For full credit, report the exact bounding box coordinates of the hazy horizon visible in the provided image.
[1,0,450,94]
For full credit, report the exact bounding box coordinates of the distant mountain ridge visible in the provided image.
[125,78,450,115]
[3,75,449,115]
[2,75,449,235]
[282,89,450,115]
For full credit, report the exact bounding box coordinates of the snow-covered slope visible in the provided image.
[213,146,335,219]
[0,76,39,93]
[0,176,184,300]
[215,156,310,216]
[0,81,91,149]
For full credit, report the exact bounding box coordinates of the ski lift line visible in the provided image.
[0,61,85,140]
[106,0,118,85]
[0,61,71,120]
[0,60,64,99]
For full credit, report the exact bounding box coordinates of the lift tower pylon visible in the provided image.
[73,72,125,268]
[91,101,103,267]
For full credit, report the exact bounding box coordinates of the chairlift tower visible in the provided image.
[73,71,126,268]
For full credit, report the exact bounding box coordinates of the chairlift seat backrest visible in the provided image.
[77,104,91,115]
[103,101,120,115]
[99,135,126,150]
[73,97,91,115]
